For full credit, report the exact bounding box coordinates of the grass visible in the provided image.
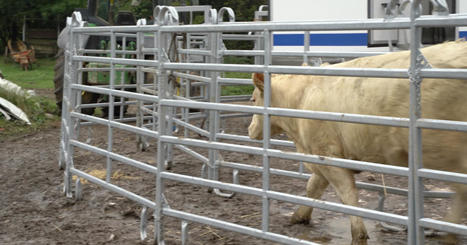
[222,71,254,96]
[221,57,255,96]
[0,57,58,138]
[0,56,55,89]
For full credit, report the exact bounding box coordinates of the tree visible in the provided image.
[0,0,86,54]
[200,0,267,22]
[0,0,269,54]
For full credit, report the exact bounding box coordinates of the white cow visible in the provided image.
[248,40,467,245]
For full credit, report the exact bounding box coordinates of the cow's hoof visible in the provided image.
[290,209,310,224]
[351,234,369,245]
[440,234,458,245]
[351,238,368,245]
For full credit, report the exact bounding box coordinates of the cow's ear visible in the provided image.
[252,73,264,92]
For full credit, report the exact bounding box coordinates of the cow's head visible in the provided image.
[248,73,284,140]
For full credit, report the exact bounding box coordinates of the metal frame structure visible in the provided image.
[60,2,467,244]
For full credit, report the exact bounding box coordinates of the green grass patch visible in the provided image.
[0,87,58,138]
[0,56,55,89]
[222,71,254,96]
[221,85,254,96]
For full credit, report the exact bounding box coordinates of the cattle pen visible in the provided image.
[58,1,467,244]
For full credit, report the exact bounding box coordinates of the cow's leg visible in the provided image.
[319,166,368,245]
[442,184,467,244]
[291,170,329,224]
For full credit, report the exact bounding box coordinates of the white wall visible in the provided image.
[270,0,367,21]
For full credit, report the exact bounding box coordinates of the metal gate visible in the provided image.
[59,1,467,244]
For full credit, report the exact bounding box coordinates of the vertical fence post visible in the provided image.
[119,36,127,120]
[59,17,72,171]
[155,27,167,244]
[63,13,83,198]
[106,30,116,183]
[74,29,84,141]
[183,33,191,139]
[165,34,175,169]
[62,19,73,197]
[303,31,310,65]
[261,29,272,232]
[208,21,219,184]
[136,20,145,151]
[408,1,425,244]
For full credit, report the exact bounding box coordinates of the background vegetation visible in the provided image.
[0,0,267,55]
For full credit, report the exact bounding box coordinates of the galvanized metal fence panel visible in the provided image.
[59,2,467,244]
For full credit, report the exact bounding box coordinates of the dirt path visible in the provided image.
[0,115,464,244]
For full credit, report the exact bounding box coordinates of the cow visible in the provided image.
[248,40,467,245]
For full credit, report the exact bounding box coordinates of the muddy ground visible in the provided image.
[1,100,466,245]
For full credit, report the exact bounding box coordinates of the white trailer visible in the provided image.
[269,0,467,52]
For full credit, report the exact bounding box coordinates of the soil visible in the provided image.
[1,94,466,245]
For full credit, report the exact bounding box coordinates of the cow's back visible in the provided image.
[289,41,467,172]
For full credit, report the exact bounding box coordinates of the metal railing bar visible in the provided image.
[70,140,158,174]
[161,171,408,225]
[415,14,467,27]
[174,144,208,164]
[73,55,411,79]
[140,67,158,74]
[420,68,467,79]
[221,50,388,58]
[79,49,138,55]
[272,50,388,58]
[79,67,137,72]
[218,77,252,85]
[163,63,410,78]
[69,17,419,34]
[222,34,263,40]
[141,87,158,95]
[172,117,210,137]
[160,135,409,176]
[172,71,212,83]
[176,48,212,56]
[141,47,159,53]
[219,112,252,119]
[268,107,410,127]
[219,160,310,180]
[161,99,410,128]
[73,55,160,67]
[416,118,467,132]
[219,160,426,198]
[418,168,467,185]
[163,208,320,245]
[419,218,467,236]
[140,106,159,117]
[70,168,156,209]
[158,17,413,32]
[79,116,151,126]
[94,84,139,88]
[71,84,159,102]
[72,25,161,33]
[220,95,252,102]
[71,112,160,139]
[216,133,295,147]
[266,148,409,176]
[79,100,137,109]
